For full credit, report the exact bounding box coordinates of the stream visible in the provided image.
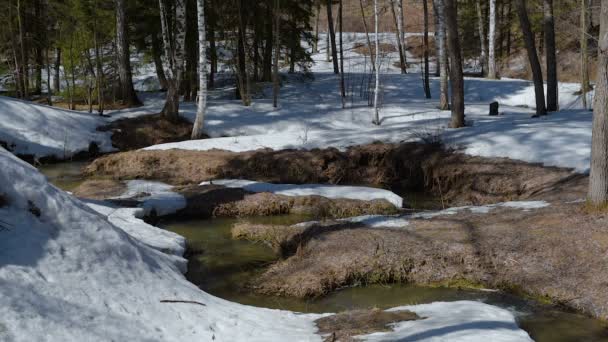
[41,161,608,342]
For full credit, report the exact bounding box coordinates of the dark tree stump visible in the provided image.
[489,101,499,116]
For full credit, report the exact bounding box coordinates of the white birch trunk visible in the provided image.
[191,0,207,139]
[373,0,380,125]
[488,0,498,78]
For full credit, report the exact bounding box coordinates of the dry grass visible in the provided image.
[315,309,420,342]
[72,179,127,200]
[352,42,397,56]
[247,202,608,321]
[405,36,436,59]
[98,113,196,151]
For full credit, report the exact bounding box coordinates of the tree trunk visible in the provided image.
[314,1,320,53]
[273,0,281,108]
[433,0,449,110]
[488,0,498,78]
[476,0,487,76]
[339,0,346,106]
[209,9,217,88]
[581,0,590,109]
[263,7,273,82]
[588,0,608,205]
[397,0,407,68]
[445,0,465,128]
[115,0,141,106]
[423,0,431,98]
[516,0,546,117]
[159,0,187,120]
[93,0,104,115]
[236,0,251,106]
[390,0,406,74]
[359,0,375,71]
[54,48,61,93]
[543,0,558,111]
[506,0,512,56]
[327,0,339,74]
[191,0,207,139]
[151,34,169,91]
[372,0,380,125]
[17,0,28,99]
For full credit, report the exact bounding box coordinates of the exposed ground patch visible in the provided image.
[84,142,585,207]
[315,309,420,342]
[98,114,198,151]
[240,202,608,321]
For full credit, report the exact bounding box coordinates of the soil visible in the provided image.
[239,202,608,321]
[72,179,127,200]
[83,142,586,207]
[98,114,198,151]
[315,309,420,342]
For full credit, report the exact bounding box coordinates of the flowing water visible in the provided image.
[39,162,608,341]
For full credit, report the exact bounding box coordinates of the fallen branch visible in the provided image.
[160,300,206,306]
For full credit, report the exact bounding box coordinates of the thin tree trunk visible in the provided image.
[445,0,465,128]
[93,0,104,115]
[588,0,608,205]
[191,0,207,139]
[397,0,407,68]
[372,0,380,125]
[339,0,346,106]
[115,0,141,106]
[544,0,558,111]
[506,0,512,56]
[69,34,76,110]
[581,0,590,109]
[433,0,449,109]
[8,1,23,98]
[151,34,169,91]
[359,0,375,71]
[390,0,406,74]
[54,48,61,93]
[327,0,339,74]
[423,0,431,98]
[17,0,28,99]
[516,0,546,117]
[236,0,251,106]
[273,0,281,108]
[314,1,320,53]
[476,0,487,76]
[488,0,498,78]
[159,0,187,120]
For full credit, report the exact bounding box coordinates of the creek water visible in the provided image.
[39,162,608,342]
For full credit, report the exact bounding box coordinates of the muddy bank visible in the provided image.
[72,181,399,219]
[236,202,608,320]
[98,114,197,151]
[84,142,585,206]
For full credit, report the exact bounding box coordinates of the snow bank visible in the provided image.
[201,179,403,208]
[0,148,533,341]
[0,95,113,159]
[114,180,187,216]
[360,301,533,341]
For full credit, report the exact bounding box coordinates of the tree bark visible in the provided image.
[581,0,590,109]
[54,48,61,93]
[327,0,339,74]
[390,0,407,74]
[588,0,608,205]
[314,1,320,53]
[359,0,375,71]
[488,0,498,78]
[151,34,169,91]
[445,0,465,128]
[423,0,431,98]
[115,0,141,106]
[159,0,187,120]
[516,0,546,117]
[339,0,345,106]
[191,0,207,139]
[273,0,281,108]
[543,0,558,111]
[372,0,380,125]
[433,0,449,110]
[17,0,28,99]
[476,0,487,76]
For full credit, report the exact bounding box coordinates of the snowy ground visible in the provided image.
[201,179,404,208]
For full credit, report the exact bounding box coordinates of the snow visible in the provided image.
[0,95,114,159]
[360,301,533,342]
[114,180,187,216]
[201,179,403,208]
[0,148,533,341]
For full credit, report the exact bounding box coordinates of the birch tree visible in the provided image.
[433,0,449,109]
[487,0,497,79]
[191,0,207,139]
[372,0,380,125]
[115,0,141,107]
[476,0,487,76]
[159,0,187,120]
[588,0,608,205]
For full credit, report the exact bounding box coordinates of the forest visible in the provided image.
[0,0,607,341]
